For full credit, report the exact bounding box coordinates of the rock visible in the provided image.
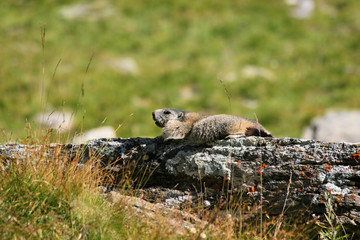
[108,191,209,235]
[241,98,258,109]
[109,58,140,75]
[1,136,360,234]
[285,0,315,19]
[59,1,114,21]
[241,65,275,81]
[35,111,73,132]
[302,110,360,143]
[59,3,90,19]
[72,126,116,144]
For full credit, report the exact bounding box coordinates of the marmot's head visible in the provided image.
[152,108,186,127]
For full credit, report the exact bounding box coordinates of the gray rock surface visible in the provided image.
[109,57,140,75]
[1,137,360,231]
[35,111,73,132]
[285,0,315,19]
[72,126,116,144]
[59,0,114,21]
[302,110,360,143]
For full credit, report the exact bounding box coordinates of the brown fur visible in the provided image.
[152,108,272,143]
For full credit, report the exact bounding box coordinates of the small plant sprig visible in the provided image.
[317,192,349,240]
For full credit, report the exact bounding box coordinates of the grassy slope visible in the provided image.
[0,0,360,142]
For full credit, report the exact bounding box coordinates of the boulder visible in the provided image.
[285,0,315,19]
[72,126,116,144]
[1,136,360,232]
[35,111,73,132]
[302,110,360,143]
[59,1,114,21]
[109,58,140,75]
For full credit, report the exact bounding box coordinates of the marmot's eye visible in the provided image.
[164,110,171,114]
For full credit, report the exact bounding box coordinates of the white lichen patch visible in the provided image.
[166,152,231,179]
[324,183,350,195]
[318,172,326,183]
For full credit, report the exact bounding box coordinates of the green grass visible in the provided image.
[1,0,360,141]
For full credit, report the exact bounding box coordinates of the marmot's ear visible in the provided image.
[177,112,184,118]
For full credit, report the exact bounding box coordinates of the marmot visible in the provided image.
[152,108,272,143]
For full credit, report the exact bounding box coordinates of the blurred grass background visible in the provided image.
[0,0,359,142]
